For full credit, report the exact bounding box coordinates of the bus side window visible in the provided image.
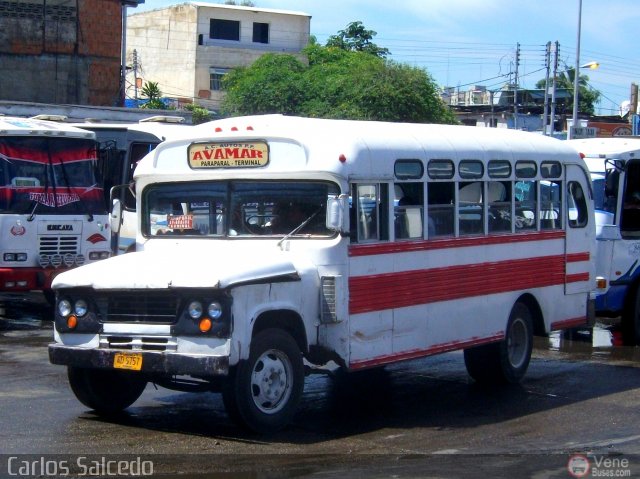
[459,181,483,235]
[427,182,454,237]
[352,183,388,242]
[488,181,512,233]
[540,181,562,230]
[567,181,588,228]
[394,183,424,240]
[515,180,537,231]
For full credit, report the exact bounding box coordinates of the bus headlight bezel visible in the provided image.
[58,299,72,318]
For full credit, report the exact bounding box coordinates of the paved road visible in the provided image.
[1,299,640,478]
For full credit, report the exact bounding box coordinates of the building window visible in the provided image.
[253,22,269,44]
[210,68,229,91]
[210,19,240,41]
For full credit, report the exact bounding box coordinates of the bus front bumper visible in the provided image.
[48,343,229,377]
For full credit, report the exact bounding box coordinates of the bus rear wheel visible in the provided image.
[67,367,147,414]
[222,328,304,434]
[464,302,533,385]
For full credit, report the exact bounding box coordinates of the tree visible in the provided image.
[140,81,165,110]
[536,67,601,116]
[326,21,390,58]
[222,54,307,116]
[221,43,456,124]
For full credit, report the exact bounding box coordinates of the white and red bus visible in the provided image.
[0,117,110,299]
[49,116,595,433]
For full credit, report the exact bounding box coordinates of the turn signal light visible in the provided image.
[596,277,607,289]
[67,315,78,329]
[199,318,212,333]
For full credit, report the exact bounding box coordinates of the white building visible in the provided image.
[126,2,311,112]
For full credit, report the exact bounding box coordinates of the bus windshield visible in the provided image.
[0,137,105,215]
[143,180,340,238]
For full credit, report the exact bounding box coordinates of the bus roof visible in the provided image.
[137,115,583,180]
[567,137,640,160]
[0,116,96,139]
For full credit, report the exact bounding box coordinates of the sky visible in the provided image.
[132,0,640,116]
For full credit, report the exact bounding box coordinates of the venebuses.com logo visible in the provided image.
[567,454,631,478]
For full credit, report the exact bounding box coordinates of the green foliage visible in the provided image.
[140,81,166,110]
[141,81,161,100]
[183,103,212,124]
[222,54,307,116]
[326,21,390,58]
[221,44,456,124]
[536,67,601,115]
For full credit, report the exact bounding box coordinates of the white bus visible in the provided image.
[74,116,188,253]
[49,116,595,433]
[568,137,640,344]
[0,116,110,301]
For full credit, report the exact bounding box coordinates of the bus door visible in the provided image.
[565,163,595,296]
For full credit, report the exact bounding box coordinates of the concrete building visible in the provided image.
[126,2,311,112]
[0,0,144,106]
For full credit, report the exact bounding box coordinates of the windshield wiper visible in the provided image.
[277,206,321,250]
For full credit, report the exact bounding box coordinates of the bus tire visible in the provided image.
[464,302,533,385]
[222,328,304,434]
[622,284,640,346]
[67,367,147,414]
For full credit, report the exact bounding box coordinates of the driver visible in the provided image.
[270,201,307,233]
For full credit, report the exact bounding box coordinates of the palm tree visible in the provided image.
[140,81,165,109]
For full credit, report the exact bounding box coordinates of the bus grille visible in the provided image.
[39,235,79,255]
[97,292,179,324]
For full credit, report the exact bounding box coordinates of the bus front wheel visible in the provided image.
[464,302,533,385]
[67,367,147,414]
[222,328,304,433]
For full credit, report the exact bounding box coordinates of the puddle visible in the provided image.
[539,320,640,362]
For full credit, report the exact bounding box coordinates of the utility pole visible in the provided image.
[132,49,139,101]
[569,0,583,139]
[542,42,551,135]
[549,42,559,137]
[630,83,638,124]
[513,43,520,129]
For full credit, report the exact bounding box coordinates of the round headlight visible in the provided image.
[188,301,203,319]
[74,299,88,317]
[208,301,223,320]
[58,299,72,318]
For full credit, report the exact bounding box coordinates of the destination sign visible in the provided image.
[188,141,269,168]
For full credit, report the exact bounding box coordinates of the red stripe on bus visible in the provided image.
[566,272,590,283]
[550,317,587,330]
[349,254,570,314]
[566,252,590,262]
[349,332,504,370]
[349,230,566,257]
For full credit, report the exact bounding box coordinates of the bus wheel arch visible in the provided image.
[464,300,534,385]
[515,293,544,336]
[251,309,308,355]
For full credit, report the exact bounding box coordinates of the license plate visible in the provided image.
[113,352,143,371]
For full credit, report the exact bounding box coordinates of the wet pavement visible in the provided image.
[1,298,640,478]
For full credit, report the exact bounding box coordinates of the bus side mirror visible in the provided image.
[326,196,347,233]
[110,198,122,234]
